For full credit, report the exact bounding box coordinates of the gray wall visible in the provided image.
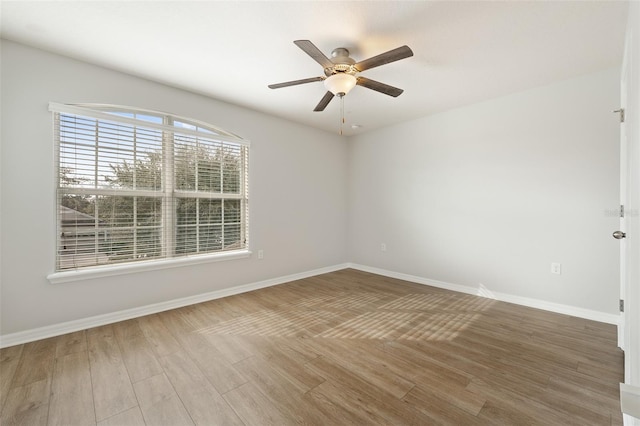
[0,39,622,338]
[0,40,348,335]
[348,68,621,314]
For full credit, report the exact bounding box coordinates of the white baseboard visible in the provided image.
[347,263,620,325]
[621,383,640,422]
[0,261,619,348]
[0,263,349,348]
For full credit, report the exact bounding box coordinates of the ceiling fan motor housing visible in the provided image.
[324,48,357,77]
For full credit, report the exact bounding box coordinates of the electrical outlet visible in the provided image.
[551,263,562,275]
[258,250,264,260]
[381,243,387,252]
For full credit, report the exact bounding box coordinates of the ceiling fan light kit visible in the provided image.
[324,73,357,96]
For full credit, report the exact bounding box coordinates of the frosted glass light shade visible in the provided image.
[324,73,357,96]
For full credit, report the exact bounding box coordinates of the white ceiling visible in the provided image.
[0,1,629,136]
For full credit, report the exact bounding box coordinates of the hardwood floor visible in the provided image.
[0,269,624,425]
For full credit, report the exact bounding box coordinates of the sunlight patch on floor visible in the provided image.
[196,310,335,337]
[196,291,496,342]
[398,313,481,341]
[318,311,422,339]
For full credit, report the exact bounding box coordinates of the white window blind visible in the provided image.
[50,103,249,272]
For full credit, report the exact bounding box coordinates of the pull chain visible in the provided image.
[339,94,345,136]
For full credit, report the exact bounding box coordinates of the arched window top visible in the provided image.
[48,102,249,145]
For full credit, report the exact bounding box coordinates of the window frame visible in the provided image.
[47,103,250,284]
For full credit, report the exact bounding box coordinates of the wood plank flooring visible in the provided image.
[0,269,624,425]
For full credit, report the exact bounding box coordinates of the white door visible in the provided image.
[620,3,640,424]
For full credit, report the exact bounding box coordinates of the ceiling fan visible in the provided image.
[268,40,414,112]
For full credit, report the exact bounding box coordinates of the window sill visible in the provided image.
[47,250,252,284]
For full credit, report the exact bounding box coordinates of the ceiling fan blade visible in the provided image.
[356,77,404,97]
[354,45,413,72]
[314,91,335,112]
[294,40,334,69]
[268,76,324,89]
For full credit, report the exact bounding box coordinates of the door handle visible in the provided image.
[613,231,627,239]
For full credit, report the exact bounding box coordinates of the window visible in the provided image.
[50,103,249,272]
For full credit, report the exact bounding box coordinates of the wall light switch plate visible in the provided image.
[551,263,562,275]
[258,250,264,260]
